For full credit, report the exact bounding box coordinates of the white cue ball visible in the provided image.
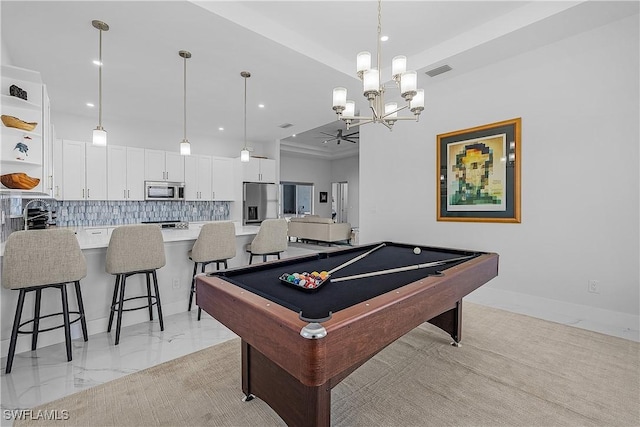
[413,247,421,255]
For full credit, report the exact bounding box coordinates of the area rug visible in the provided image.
[16,303,639,426]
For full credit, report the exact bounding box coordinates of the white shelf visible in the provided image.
[0,188,49,196]
[1,94,40,111]
[1,65,42,84]
[1,159,42,166]
[1,125,42,138]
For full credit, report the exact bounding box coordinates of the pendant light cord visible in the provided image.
[243,74,247,148]
[98,28,103,128]
[376,0,382,72]
[183,55,187,140]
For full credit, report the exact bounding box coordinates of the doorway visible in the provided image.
[281,182,314,217]
[332,182,348,223]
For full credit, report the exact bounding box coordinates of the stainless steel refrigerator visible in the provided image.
[243,182,279,225]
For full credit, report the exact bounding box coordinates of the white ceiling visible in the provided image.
[2,1,638,160]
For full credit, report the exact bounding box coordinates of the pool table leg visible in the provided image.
[426,300,462,346]
[241,340,331,427]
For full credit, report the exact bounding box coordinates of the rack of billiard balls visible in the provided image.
[279,271,330,290]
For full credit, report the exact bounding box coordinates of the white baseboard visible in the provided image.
[465,287,640,342]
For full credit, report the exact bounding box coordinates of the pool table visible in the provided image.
[196,242,498,427]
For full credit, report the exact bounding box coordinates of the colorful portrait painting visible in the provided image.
[436,118,521,223]
[447,134,506,212]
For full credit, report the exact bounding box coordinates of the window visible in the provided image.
[281,182,314,217]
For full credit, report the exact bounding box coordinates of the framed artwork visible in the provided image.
[437,118,521,223]
[319,192,328,203]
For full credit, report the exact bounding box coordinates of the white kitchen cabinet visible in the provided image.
[239,157,276,183]
[61,140,106,200]
[85,144,107,200]
[52,137,63,199]
[108,146,145,200]
[144,149,185,182]
[184,155,212,201]
[126,147,145,200]
[42,91,54,197]
[0,65,47,195]
[212,156,236,200]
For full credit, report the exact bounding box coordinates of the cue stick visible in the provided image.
[330,255,475,283]
[327,243,386,275]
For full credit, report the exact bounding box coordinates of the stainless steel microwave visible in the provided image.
[145,181,185,201]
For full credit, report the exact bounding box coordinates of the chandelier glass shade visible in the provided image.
[179,50,191,156]
[92,20,109,146]
[332,0,424,130]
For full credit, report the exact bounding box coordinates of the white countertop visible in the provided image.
[0,221,261,255]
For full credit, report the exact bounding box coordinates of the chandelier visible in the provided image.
[332,0,424,130]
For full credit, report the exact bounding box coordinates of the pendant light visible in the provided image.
[92,20,109,146]
[179,50,191,155]
[240,71,251,162]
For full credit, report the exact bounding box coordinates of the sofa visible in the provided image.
[288,215,352,245]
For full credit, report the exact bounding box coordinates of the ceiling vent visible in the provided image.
[278,123,294,129]
[425,65,452,78]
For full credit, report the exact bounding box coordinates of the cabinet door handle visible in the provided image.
[82,189,85,198]
[124,189,126,198]
[128,190,130,198]
[212,191,215,199]
[87,188,90,199]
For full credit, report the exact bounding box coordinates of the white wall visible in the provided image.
[279,153,360,223]
[280,153,332,218]
[1,33,13,66]
[360,15,639,333]
[331,155,359,228]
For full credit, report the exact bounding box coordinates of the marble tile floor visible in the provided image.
[0,242,325,426]
[1,311,238,426]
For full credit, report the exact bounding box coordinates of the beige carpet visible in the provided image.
[17,303,639,427]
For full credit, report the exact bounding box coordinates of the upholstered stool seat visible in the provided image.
[2,229,88,374]
[106,224,166,345]
[245,219,288,264]
[188,221,236,320]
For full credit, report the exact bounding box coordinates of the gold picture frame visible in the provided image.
[437,118,521,223]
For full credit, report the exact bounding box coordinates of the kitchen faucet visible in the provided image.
[23,199,52,230]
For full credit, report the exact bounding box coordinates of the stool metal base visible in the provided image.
[189,259,228,321]
[108,270,163,345]
[247,251,281,265]
[5,281,87,374]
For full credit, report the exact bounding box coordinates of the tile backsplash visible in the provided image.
[54,200,230,227]
[0,194,231,241]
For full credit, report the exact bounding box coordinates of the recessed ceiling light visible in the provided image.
[86,102,95,107]
[218,127,224,131]
[292,134,296,137]
[92,60,102,66]
[380,35,389,42]
[258,104,265,108]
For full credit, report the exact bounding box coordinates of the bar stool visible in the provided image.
[2,229,88,374]
[246,219,288,265]
[105,224,166,345]
[188,221,236,320]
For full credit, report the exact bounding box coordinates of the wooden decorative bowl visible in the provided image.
[0,173,40,190]
[1,115,38,132]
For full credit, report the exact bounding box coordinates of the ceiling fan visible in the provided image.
[319,129,359,145]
